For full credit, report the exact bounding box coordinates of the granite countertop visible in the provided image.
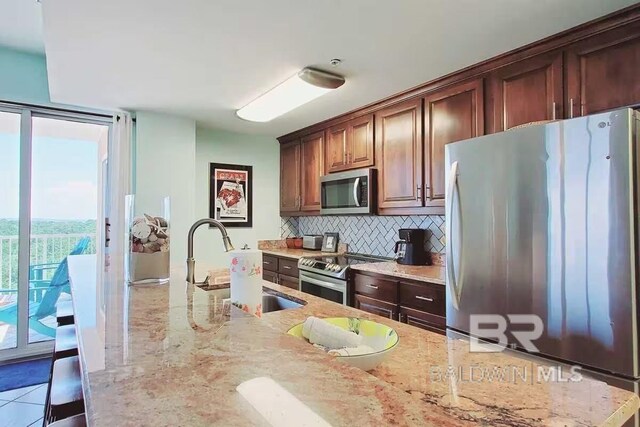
[351,261,446,285]
[260,247,342,259]
[69,257,639,426]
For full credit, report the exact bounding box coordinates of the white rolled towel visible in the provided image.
[328,345,374,357]
[302,317,362,350]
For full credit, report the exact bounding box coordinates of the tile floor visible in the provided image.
[0,383,46,427]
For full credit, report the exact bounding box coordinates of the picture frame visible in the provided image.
[322,232,339,252]
[209,163,253,228]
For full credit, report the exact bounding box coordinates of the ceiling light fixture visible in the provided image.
[236,67,345,123]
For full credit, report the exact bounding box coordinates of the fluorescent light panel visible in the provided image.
[236,68,344,123]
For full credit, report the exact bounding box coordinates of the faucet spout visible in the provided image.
[186,218,235,284]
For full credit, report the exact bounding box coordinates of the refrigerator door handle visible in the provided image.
[446,161,463,309]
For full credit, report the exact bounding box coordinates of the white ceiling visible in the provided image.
[40,0,638,137]
[0,0,44,53]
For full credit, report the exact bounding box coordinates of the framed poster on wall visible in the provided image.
[209,163,253,228]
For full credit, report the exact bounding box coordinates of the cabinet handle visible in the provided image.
[263,261,271,265]
[416,295,434,302]
[417,185,422,200]
[283,265,292,270]
[569,99,574,118]
[552,101,556,120]
[366,284,379,289]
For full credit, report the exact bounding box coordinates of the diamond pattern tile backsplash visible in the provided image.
[280,215,445,258]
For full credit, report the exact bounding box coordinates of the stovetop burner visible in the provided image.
[298,253,390,279]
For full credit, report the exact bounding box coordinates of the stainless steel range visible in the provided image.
[297,254,389,305]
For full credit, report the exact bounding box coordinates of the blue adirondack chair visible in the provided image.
[0,237,91,338]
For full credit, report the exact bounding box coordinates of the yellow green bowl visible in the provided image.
[287,317,399,371]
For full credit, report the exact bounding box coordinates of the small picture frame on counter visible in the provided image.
[322,232,339,252]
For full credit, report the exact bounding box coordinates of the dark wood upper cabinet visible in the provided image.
[325,124,349,173]
[487,52,563,132]
[424,79,484,207]
[278,7,640,217]
[300,131,324,211]
[325,115,374,173]
[566,21,640,117]
[375,99,423,210]
[279,140,301,213]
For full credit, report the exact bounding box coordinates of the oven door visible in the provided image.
[320,168,374,215]
[299,271,346,305]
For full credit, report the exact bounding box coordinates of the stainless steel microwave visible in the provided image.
[320,168,376,215]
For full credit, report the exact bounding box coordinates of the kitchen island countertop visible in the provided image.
[69,257,639,426]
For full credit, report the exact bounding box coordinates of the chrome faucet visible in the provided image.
[186,218,234,284]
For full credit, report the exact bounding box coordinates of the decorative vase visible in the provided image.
[126,195,170,284]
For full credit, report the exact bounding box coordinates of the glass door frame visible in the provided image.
[0,102,112,362]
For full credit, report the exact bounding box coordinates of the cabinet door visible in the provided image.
[263,270,278,284]
[348,114,374,169]
[375,98,423,209]
[325,124,349,173]
[566,22,640,117]
[280,141,300,213]
[424,79,484,207]
[300,131,324,211]
[399,306,445,334]
[278,274,299,290]
[488,52,562,132]
[354,294,398,320]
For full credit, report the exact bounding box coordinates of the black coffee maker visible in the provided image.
[394,228,428,265]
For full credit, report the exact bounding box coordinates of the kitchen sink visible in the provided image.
[195,283,305,313]
[262,293,303,313]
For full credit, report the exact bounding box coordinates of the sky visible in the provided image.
[0,132,99,220]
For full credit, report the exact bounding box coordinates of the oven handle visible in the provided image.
[300,275,346,293]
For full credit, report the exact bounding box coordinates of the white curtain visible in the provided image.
[101,113,133,360]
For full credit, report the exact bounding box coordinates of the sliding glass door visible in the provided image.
[0,109,22,352]
[0,105,110,361]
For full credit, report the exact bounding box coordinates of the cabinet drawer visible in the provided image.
[354,294,397,320]
[278,257,299,276]
[400,306,445,334]
[262,255,278,272]
[399,281,444,316]
[354,273,397,303]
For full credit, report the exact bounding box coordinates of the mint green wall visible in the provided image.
[195,128,280,268]
[0,46,51,105]
[0,45,109,115]
[135,111,197,267]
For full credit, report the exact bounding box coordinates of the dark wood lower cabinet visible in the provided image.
[399,306,445,335]
[263,270,278,284]
[354,294,398,320]
[261,255,299,287]
[351,271,445,333]
[278,274,299,290]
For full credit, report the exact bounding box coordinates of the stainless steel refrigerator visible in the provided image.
[445,108,640,379]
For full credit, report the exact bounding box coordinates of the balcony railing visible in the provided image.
[0,233,97,294]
